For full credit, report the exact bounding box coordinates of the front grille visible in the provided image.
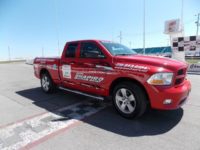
[175,78,184,85]
[175,68,187,85]
[177,69,184,75]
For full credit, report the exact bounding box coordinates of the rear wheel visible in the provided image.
[41,73,56,93]
[112,82,147,118]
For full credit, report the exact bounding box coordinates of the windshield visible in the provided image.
[101,41,137,56]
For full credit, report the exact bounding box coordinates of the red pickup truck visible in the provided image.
[34,40,191,118]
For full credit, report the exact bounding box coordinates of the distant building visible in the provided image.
[133,46,172,54]
[132,46,172,58]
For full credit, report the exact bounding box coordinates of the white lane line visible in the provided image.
[0,101,107,150]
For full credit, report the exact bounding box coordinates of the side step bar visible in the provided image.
[58,86,104,101]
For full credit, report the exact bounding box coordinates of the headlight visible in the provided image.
[147,72,173,85]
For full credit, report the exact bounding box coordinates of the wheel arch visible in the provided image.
[40,68,50,78]
[109,77,150,102]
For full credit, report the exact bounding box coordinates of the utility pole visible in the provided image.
[54,0,60,56]
[143,0,146,54]
[166,38,170,46]
[111,31,114,42]
[8,46,11,61]
[180,0,184,35]
[129,41,132,49]
[195,13,200,36]
[57,40,60,56]
[42,46,44,57]
[118,31,122,44]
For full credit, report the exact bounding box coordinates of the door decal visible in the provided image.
[62,65,71,79]
[75,73,104,83]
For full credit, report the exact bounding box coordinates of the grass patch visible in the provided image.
[186,59,200,64]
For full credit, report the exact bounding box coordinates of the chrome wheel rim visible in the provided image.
[115,88,136,114]
[42,75,50,91]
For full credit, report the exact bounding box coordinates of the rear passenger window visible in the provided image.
[65,43,78,58]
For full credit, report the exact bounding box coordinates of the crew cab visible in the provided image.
[34,40,191,118]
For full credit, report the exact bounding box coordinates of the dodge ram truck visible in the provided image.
[34,40,191,118]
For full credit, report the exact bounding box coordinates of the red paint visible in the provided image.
[0,111,47,129]
[20,121,81,150]
[34,39,191,110]
[20,108,107,150]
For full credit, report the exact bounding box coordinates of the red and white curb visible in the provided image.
[0,101,107,150]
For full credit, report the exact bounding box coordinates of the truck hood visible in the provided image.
[114,55,188,71]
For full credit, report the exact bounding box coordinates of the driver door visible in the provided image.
[74,41,110,96]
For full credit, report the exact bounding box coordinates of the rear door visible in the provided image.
[60,42,80,89]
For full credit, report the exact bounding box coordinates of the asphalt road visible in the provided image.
[0,62,200,150]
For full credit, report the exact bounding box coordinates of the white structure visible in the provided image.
[164,19,185,61]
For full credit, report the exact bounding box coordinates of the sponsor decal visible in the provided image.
[53,64,58,70]
[75,73,104,83]
[62,65,71,79]
[47,64,58,70]
[188,63,200,72]
[36,58,55,62]
[115,63,149,72]
[95,65,114,71]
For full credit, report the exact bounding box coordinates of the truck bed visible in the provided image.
[34,57,61,84]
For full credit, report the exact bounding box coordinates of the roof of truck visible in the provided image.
[66,39,112,43]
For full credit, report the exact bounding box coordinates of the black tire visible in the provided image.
[40,73,56,94]
[112,81,147,119]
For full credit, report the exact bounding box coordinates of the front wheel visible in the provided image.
[41,73,56,93]
[112,82,147,118]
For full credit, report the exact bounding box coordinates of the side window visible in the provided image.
[80,42,105,58]
[65,43,78,58]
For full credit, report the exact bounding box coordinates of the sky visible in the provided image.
[0,0,199,60]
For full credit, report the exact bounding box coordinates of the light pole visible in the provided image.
[143,0,146,54]
[8,46,11,61]
[129,41,132,48]
[42,46,44,57]
[181,0,184,34]
[54,0,60,56]
[196,13,200,36]
[118,31,122,44]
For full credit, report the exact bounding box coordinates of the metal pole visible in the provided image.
[143,0,146,54]
[111,31,114,42]
[119,31,122,44]
[57,40,60,56]
[8,46,11,61]
[54,0,60,56]
[181,0,184,34]
[129,41,132,48]
[196,13,200,36]
[42,46,44,57]
[169,35,174,58]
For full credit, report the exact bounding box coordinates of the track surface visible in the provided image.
[0,63,200,150]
